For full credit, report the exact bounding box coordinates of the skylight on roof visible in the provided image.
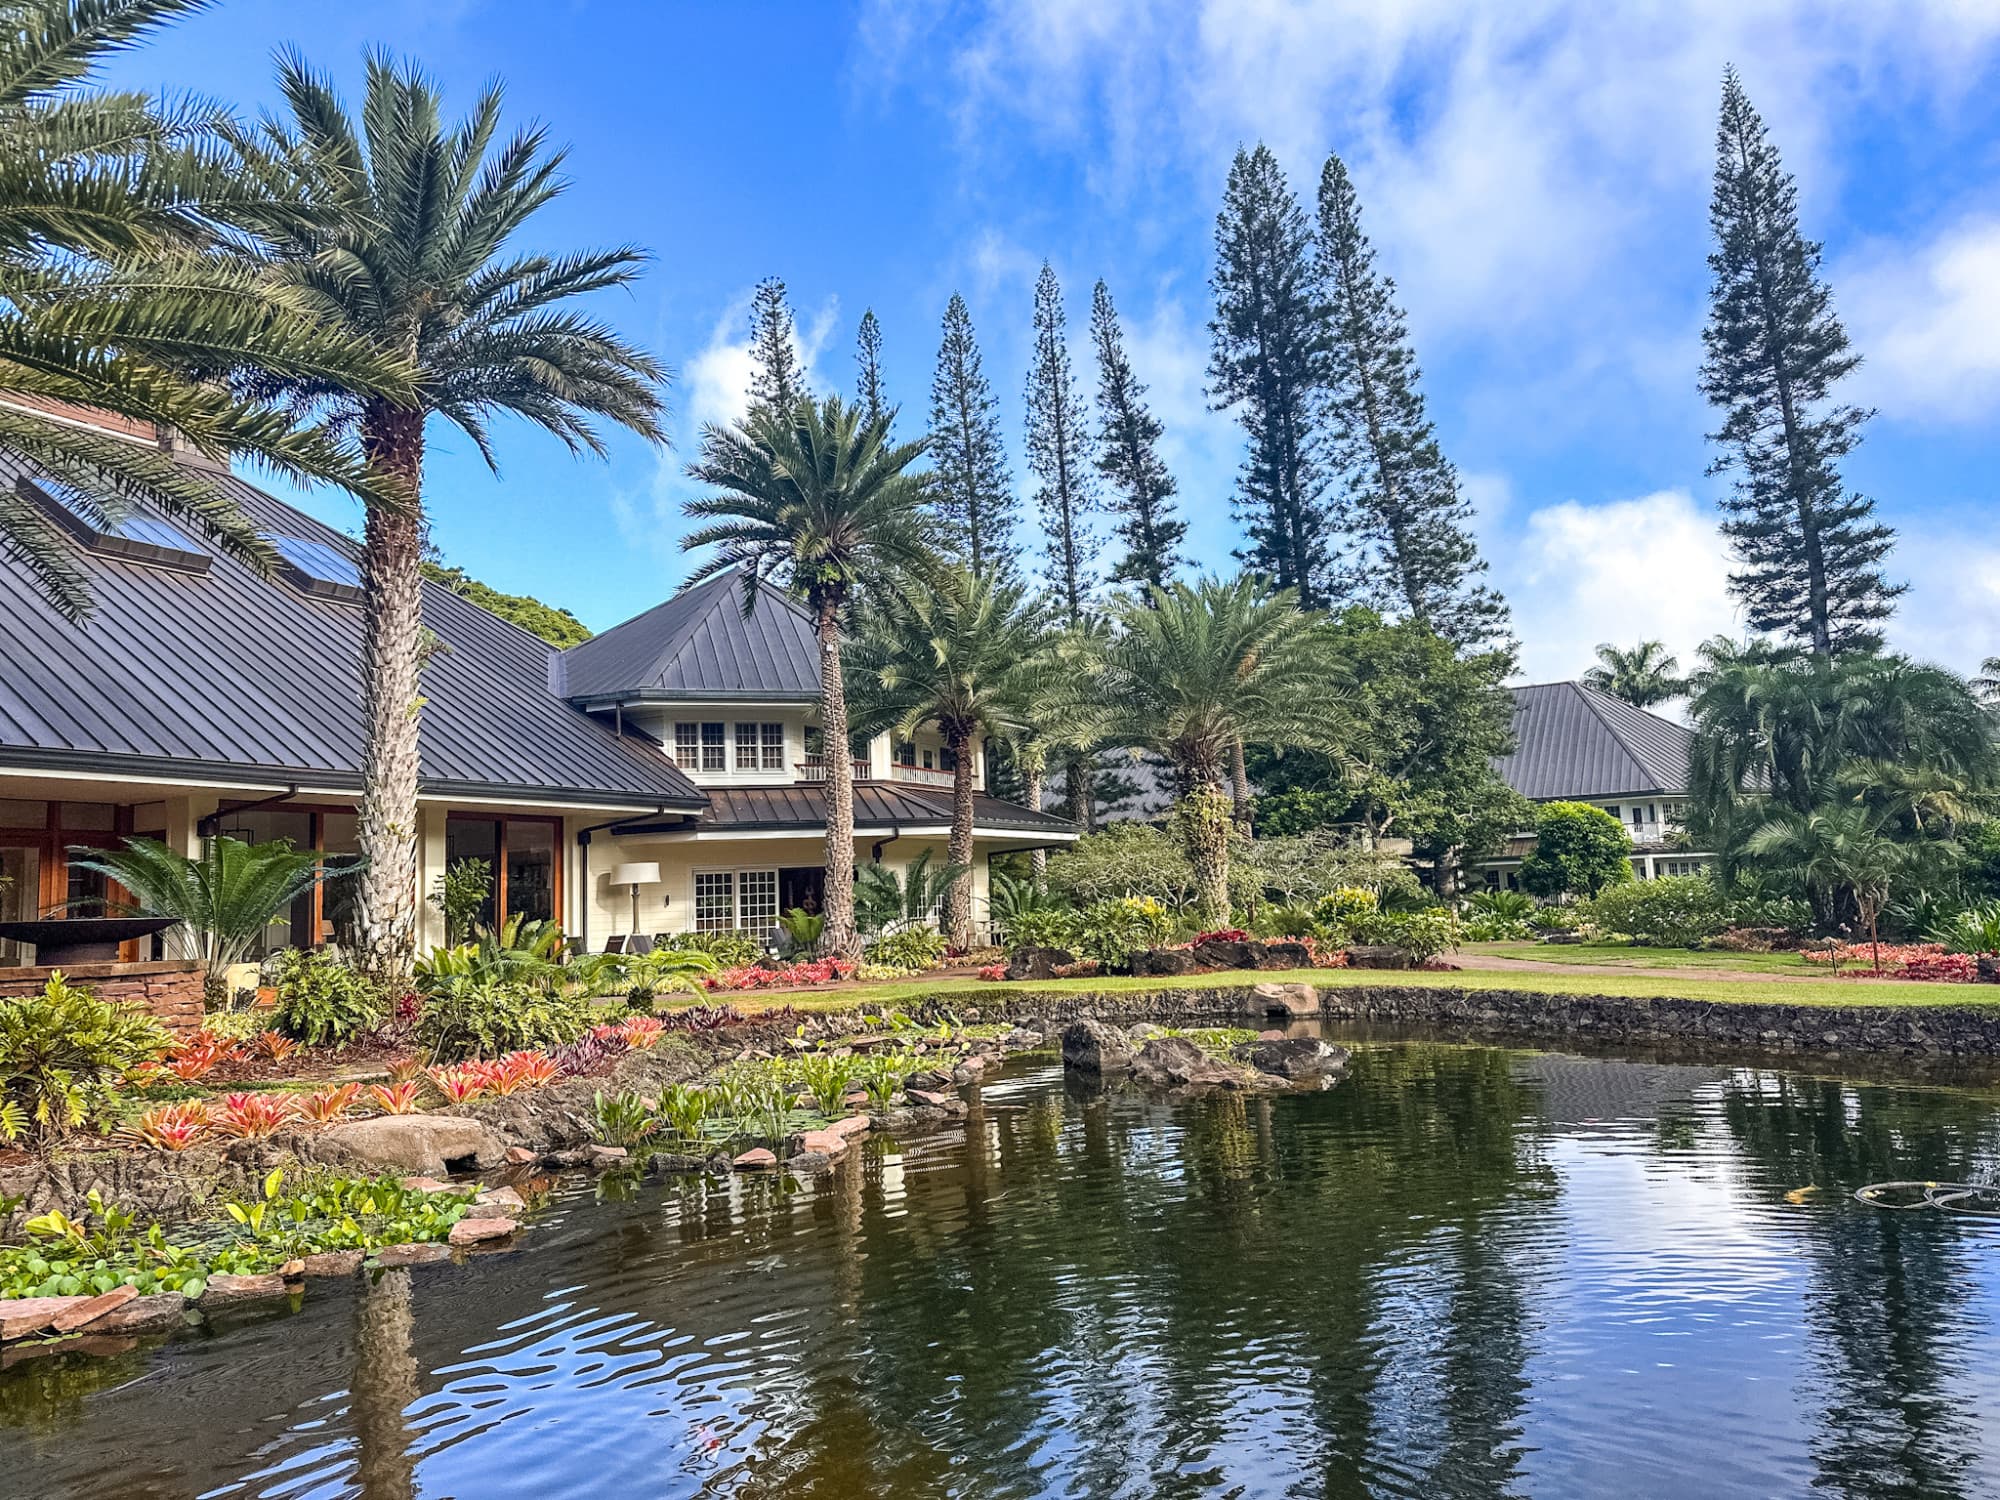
[18,475,209,573]
[270,534,364,601]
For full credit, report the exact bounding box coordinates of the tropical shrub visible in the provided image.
[1348,907,1464,964]
[866,927,949,971]
[855,851,968,935]
[702,959,855,991]
[1075,896,1178,968]
[1004,906,1087,954]
[777,907,825,956]
[656,930,764,967]
[617,945,717,1006]
[1045,822,1201,908]
[429,857,492,945]
[1252,903,1320,940]
[1927,900,2000,956]
[1582,876,1729,947]
[1312,887,1381,942]
[1519,802,1634,899]
[1239,833,1426,908]
[988,871,1068,942]
[65,837,345,988]
[1463,888,1538,941]
[272,948,387,1047]
[417,978,595,1060]
[0,975,171,1141]
[414,914,569,993]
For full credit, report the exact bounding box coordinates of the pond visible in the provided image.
[8,1027,2000,1499]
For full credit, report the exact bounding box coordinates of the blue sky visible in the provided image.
[104,0,2000,681]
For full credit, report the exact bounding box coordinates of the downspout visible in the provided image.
[869,820,902,865]
[575,803,667,953]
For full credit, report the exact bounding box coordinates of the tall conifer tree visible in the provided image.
[928,292,1017,573]
[747,276,805,416]
[1208,144,1336,607]
[856,308,886,429]
[1317,154,1510,649]
[1025,263,1100,622]
[1090,279,1186,594]
[1701,68,1899,656]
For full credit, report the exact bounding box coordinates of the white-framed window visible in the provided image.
[673,723,701,770]
[734,722,786,772]
[700,722,726,771]
[693,867,781,932]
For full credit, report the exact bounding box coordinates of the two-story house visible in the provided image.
[0,402,1073,966]
[1475,681,1716,890]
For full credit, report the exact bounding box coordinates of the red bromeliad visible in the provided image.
[211,1092,298,1139]
[253,1030,300,1064]
[296,1083,362,1122]
[118,1101,212,1151]
[368,1080,422,1115]
[428,1065,487,1104]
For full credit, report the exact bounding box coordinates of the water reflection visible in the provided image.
[6,1036,2000,1499]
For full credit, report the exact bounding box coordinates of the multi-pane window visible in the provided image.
[739,869,779,927]
[674,723,701,770]
[701,722,726,771]
[693,868,780,932]
[735,722,786,772]
[694,872,735,932]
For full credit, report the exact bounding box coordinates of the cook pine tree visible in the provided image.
[1316,152,1510,651]
[928,292,1018,574]
[748,276,806,418]
[856,308,887,429]
[1700,67,1899,656]
[1025,262,1104,830]
[1208,143,1337,607]
[1090,279,1186,595]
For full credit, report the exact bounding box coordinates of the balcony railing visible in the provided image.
[888,762,955,789]
[795,756,873,783]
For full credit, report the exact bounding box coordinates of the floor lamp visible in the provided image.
[609,862,661,941]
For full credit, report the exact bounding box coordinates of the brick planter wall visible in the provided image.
[0,961,206,1036]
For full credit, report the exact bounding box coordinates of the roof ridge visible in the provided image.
[1573,682,1688,789]
[1565,682,1658,794]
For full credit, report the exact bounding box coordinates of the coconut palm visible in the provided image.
[235,51,668,979]
[848,567,1056,946]
[1581,640,1685,708]
[1074,574,1343,920]
[67,835,343,986]
[683,395,936,958]
[0,0,413,617]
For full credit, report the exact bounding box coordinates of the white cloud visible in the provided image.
[1505,489,1739,684]
[1844,216,2000,423]
[1891,529,2000,671]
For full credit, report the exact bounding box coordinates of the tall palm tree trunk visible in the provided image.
[817,602,860,959]
[1230,735,1253,830]
[356,400,426,980]
[1066,754,1095,832]
[944,726,977,949]
[1023,754,1047,881]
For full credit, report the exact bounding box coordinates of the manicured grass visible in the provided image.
[1463,942,1816,975]
[669,963,2000,1015]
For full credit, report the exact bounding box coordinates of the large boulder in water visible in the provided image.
[1131,1037,1244,1089]
[316,1114,507,1177]
[1253,981,1319,1017]
[1235,1037,1350,1081]
[1061,1018,1133,1073]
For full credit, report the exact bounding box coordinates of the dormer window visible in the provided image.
[673,722,727,772]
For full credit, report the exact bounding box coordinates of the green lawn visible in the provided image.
[1462,941,1817,975]
[669,962,2000,1016]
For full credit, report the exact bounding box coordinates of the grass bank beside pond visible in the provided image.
[1462,942,1817,974]
[666,964,2000,1015]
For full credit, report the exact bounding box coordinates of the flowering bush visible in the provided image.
[1895,953,1979,983]
[1801,941,1945,968]
[1192,928,1250,946]
[703,958,855,991]
[977,963,1007,982]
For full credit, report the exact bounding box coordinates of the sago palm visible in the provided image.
[67,835,338,977]
[1581,640,1685,708]
[1074,574,1342,919]
[683,395,936,958]
[238,51,668,978]
[847,567,1056,946]
[0,0,412,616]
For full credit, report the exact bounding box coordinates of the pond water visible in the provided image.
[8,1029,2000,1499]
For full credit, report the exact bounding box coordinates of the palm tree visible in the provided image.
[0,0,413,617]
[683,396,935,958]
[1742,804,1908,964]
[1581,640,1685,707]
[67,835,343,998]
[237,52,667,979]
[1075,574,1341,920]
[848,567,1055,947]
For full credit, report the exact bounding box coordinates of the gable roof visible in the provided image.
[1493,681,1693,801]
[556,569,821,704]
[0,452,707,811]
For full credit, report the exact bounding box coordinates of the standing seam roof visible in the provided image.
[1491,682,1694,801]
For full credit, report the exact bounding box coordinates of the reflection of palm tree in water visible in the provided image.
[352,1269,419,1500]
[1719,1074,1998,1499]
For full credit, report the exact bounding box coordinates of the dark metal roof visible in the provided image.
[628,783,1078,836]
[0,452,707,811]
[1492,682,1693,801]
[556,568,822,703]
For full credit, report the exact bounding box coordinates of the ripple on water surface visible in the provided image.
[8,1035,2000,1499]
